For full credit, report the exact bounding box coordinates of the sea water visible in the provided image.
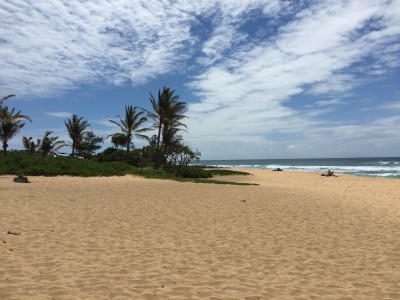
[191,157,400,178]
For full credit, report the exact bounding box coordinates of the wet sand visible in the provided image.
[1,170,399,299]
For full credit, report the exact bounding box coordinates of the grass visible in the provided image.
[206,169,251,176]
[193,179,257,185]
[0,151,256,185]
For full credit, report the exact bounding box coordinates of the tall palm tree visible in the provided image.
[40,131,67,156]
[147,87,187,169]
[108,105,149,155]
[65,114,89,156]
[22,136,41,153]
[0,106,32,155]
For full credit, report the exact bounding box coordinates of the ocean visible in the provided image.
[191,157,400,178]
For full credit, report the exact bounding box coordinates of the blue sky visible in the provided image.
[1,0,399,159]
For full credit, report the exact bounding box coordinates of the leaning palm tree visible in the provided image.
[64,114,89,156]
[108,105,149,156]
[40,131,67,156]
[0,106,32,155]
[146,87,187,169]
[22,136,41,153]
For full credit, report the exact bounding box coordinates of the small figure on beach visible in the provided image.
[321,170,337,177]
[273,168,283,171]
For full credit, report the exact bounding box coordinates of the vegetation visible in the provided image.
[65,114,89,156]
[78,131,103,157]
[0,151,133,177]
[0,95,32,155]
[206,169,250,176]
[0,94,16,106]
[96,147,141,165]
[108,105,149,158]
[110,133,128,149]
[0,151,255,185]
[22,131,67,156]
[22,136,41,153]
[39,131,67,156]
[165,145,201,176]
[0,89,254,185]
[147,87,187,170]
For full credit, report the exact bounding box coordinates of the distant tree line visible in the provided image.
[0,87,200,173]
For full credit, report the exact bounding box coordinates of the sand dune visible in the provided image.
[1,171,399,299]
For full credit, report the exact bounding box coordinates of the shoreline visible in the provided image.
[192,156,400,179]
[1,171,399,299]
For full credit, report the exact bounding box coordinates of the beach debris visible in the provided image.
[13,175,30,183]
[9,248,14,251]
[2,240,7,243]
[7,230,21,235]
[241,199,247,202]
[273,168,283,171]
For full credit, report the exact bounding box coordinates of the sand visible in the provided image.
[1,170,399,299]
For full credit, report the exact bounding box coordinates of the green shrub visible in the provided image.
[207,169,250,176]
[95,147,141,166]
[164,165,212,178]
[0,151,254,185]
[0,151,135,177]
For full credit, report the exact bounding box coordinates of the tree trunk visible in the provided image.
[2,140,7,156]
[154,123,162,170]
[126,137,130,162]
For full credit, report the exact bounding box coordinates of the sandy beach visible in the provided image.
[1,170,399,299]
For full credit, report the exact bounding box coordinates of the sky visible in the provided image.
[1,0,399,159]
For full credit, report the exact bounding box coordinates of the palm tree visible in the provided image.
[65,114,89,156]
[108,105,149,156]
[40,131,67,156]
[162,119,185,158]
[22,136,41,153]
[0,94,16,107]
[147,87,187,169]
[79,131,103,156]
[0,106,32,155]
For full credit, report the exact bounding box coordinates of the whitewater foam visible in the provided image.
[193,157,400,178]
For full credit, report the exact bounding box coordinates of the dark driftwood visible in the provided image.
[8,230,21,235]
[13,175,30,183]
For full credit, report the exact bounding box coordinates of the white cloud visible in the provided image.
[1,0,400,158]
[44,111,72,118]
[315,99,344,107]
[0,0,289,98]
[380,102,400,110]
[184,0,400,158]
[0,0,196,96]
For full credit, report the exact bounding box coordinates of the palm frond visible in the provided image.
[0,94,16,106]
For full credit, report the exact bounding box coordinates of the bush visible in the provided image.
[164,165,212,178]
[0,151,254,185]
[95,147,141,166]
[0,151,135,177]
